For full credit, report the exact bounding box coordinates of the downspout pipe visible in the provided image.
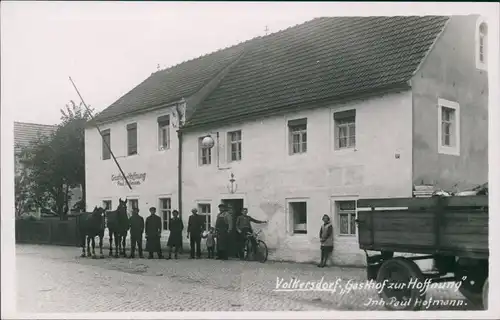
[175,99,186,221]
[177,128,183,220]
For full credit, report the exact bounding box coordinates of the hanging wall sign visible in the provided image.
[111,172,147,186]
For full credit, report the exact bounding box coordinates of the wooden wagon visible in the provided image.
[356,195,488,310]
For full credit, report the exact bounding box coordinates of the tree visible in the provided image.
[17,100,93,220]
[15,168,33,216]
[58,100,93,214]
[16,134,56,216]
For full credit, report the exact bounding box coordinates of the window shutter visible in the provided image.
[102,129,111,159]
[127,123,137,154]
[334,109,356,120]
[157,115,170,126]
[288,118,307,127]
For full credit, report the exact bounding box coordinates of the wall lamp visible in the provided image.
[200,132,230,170]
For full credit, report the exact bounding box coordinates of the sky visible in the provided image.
[1,1,498,126]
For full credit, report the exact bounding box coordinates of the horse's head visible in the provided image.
[118,198,128,214]
[91,206,106,229]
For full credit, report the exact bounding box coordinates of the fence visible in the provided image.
[15,216,187,252]
[15,216,82,247]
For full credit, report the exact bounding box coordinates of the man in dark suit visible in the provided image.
[129,207,144,258]
[167,210,183,259]
[187,208,203,259]
[145,207,163,259]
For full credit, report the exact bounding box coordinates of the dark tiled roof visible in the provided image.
[185,16,449,128]
[94,45,247,122]
[14,122,57,154]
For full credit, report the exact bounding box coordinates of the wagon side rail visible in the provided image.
[356,195,489,259]
[357,195,489,210]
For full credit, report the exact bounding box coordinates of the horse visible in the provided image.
[106,198,130,258]
[77,206,106,259]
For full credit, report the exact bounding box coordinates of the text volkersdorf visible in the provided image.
[275,277,342,292]
[274,277,462,294]
[111,172,147,186]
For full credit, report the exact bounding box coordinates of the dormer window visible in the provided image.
[476,18,488,71]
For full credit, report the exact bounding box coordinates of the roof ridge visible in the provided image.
[14,121,58,127]
[152,40,249,76]
[152,17,323,75]
[96,16,450,125]
[94,17,326,123]
[185,15,450,128]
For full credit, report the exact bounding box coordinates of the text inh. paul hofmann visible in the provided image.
[274,277,462,295]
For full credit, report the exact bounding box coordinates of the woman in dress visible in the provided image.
[215,204,230,260]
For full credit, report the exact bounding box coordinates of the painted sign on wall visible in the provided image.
[111,172,147,186]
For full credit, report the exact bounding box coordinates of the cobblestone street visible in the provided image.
[16,244,473,313]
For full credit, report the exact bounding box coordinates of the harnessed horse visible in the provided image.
[106,198,130,257]
[78,206,106,258]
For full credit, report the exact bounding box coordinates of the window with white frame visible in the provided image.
[127,123,138,156]
[476,20,488,70]
[334,110,356,149]
[337,200,357,236]
[159,198,171,230]
[198,137,212,165]
[157,115,170,150]
[101,129,111,160]
[288,118,307,154]
[441,108,455,147]
[289,201,307,234]
[198,203,212,231]
[228,130,242,161]
[437,99,460,156]
[127,199,139,217]
[102,200,112,211]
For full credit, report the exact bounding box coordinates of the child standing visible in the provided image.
[318,214,333,268]
[203,227,216,259]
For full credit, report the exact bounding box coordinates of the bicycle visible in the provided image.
[243,229,268,263]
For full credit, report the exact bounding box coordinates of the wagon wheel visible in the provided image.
[455,265,486,307]
[376,257,426,311]
[482,277,488,310]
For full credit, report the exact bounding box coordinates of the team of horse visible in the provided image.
[77,198,131,258]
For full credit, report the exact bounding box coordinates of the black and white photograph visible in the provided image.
[1,1,498,318]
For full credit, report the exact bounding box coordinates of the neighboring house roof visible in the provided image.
[185,16,449,128]
[93,44,247,123]
[14,122,57,154]
[93,15,449,128]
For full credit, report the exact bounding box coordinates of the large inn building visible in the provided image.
[85,15,488,265]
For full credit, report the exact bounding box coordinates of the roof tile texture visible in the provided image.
[94,45,246,122]
[14,122,57,154]
[93,16,449,127]
[188,16,449,126]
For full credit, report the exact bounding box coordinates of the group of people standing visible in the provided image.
[187,203,269,260]
[126,203,268,260]
[127,206,175,259]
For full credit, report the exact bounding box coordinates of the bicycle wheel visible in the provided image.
[255,240,268,263]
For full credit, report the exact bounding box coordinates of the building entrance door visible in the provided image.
[221,198,244,225]
[221,198,244,258]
